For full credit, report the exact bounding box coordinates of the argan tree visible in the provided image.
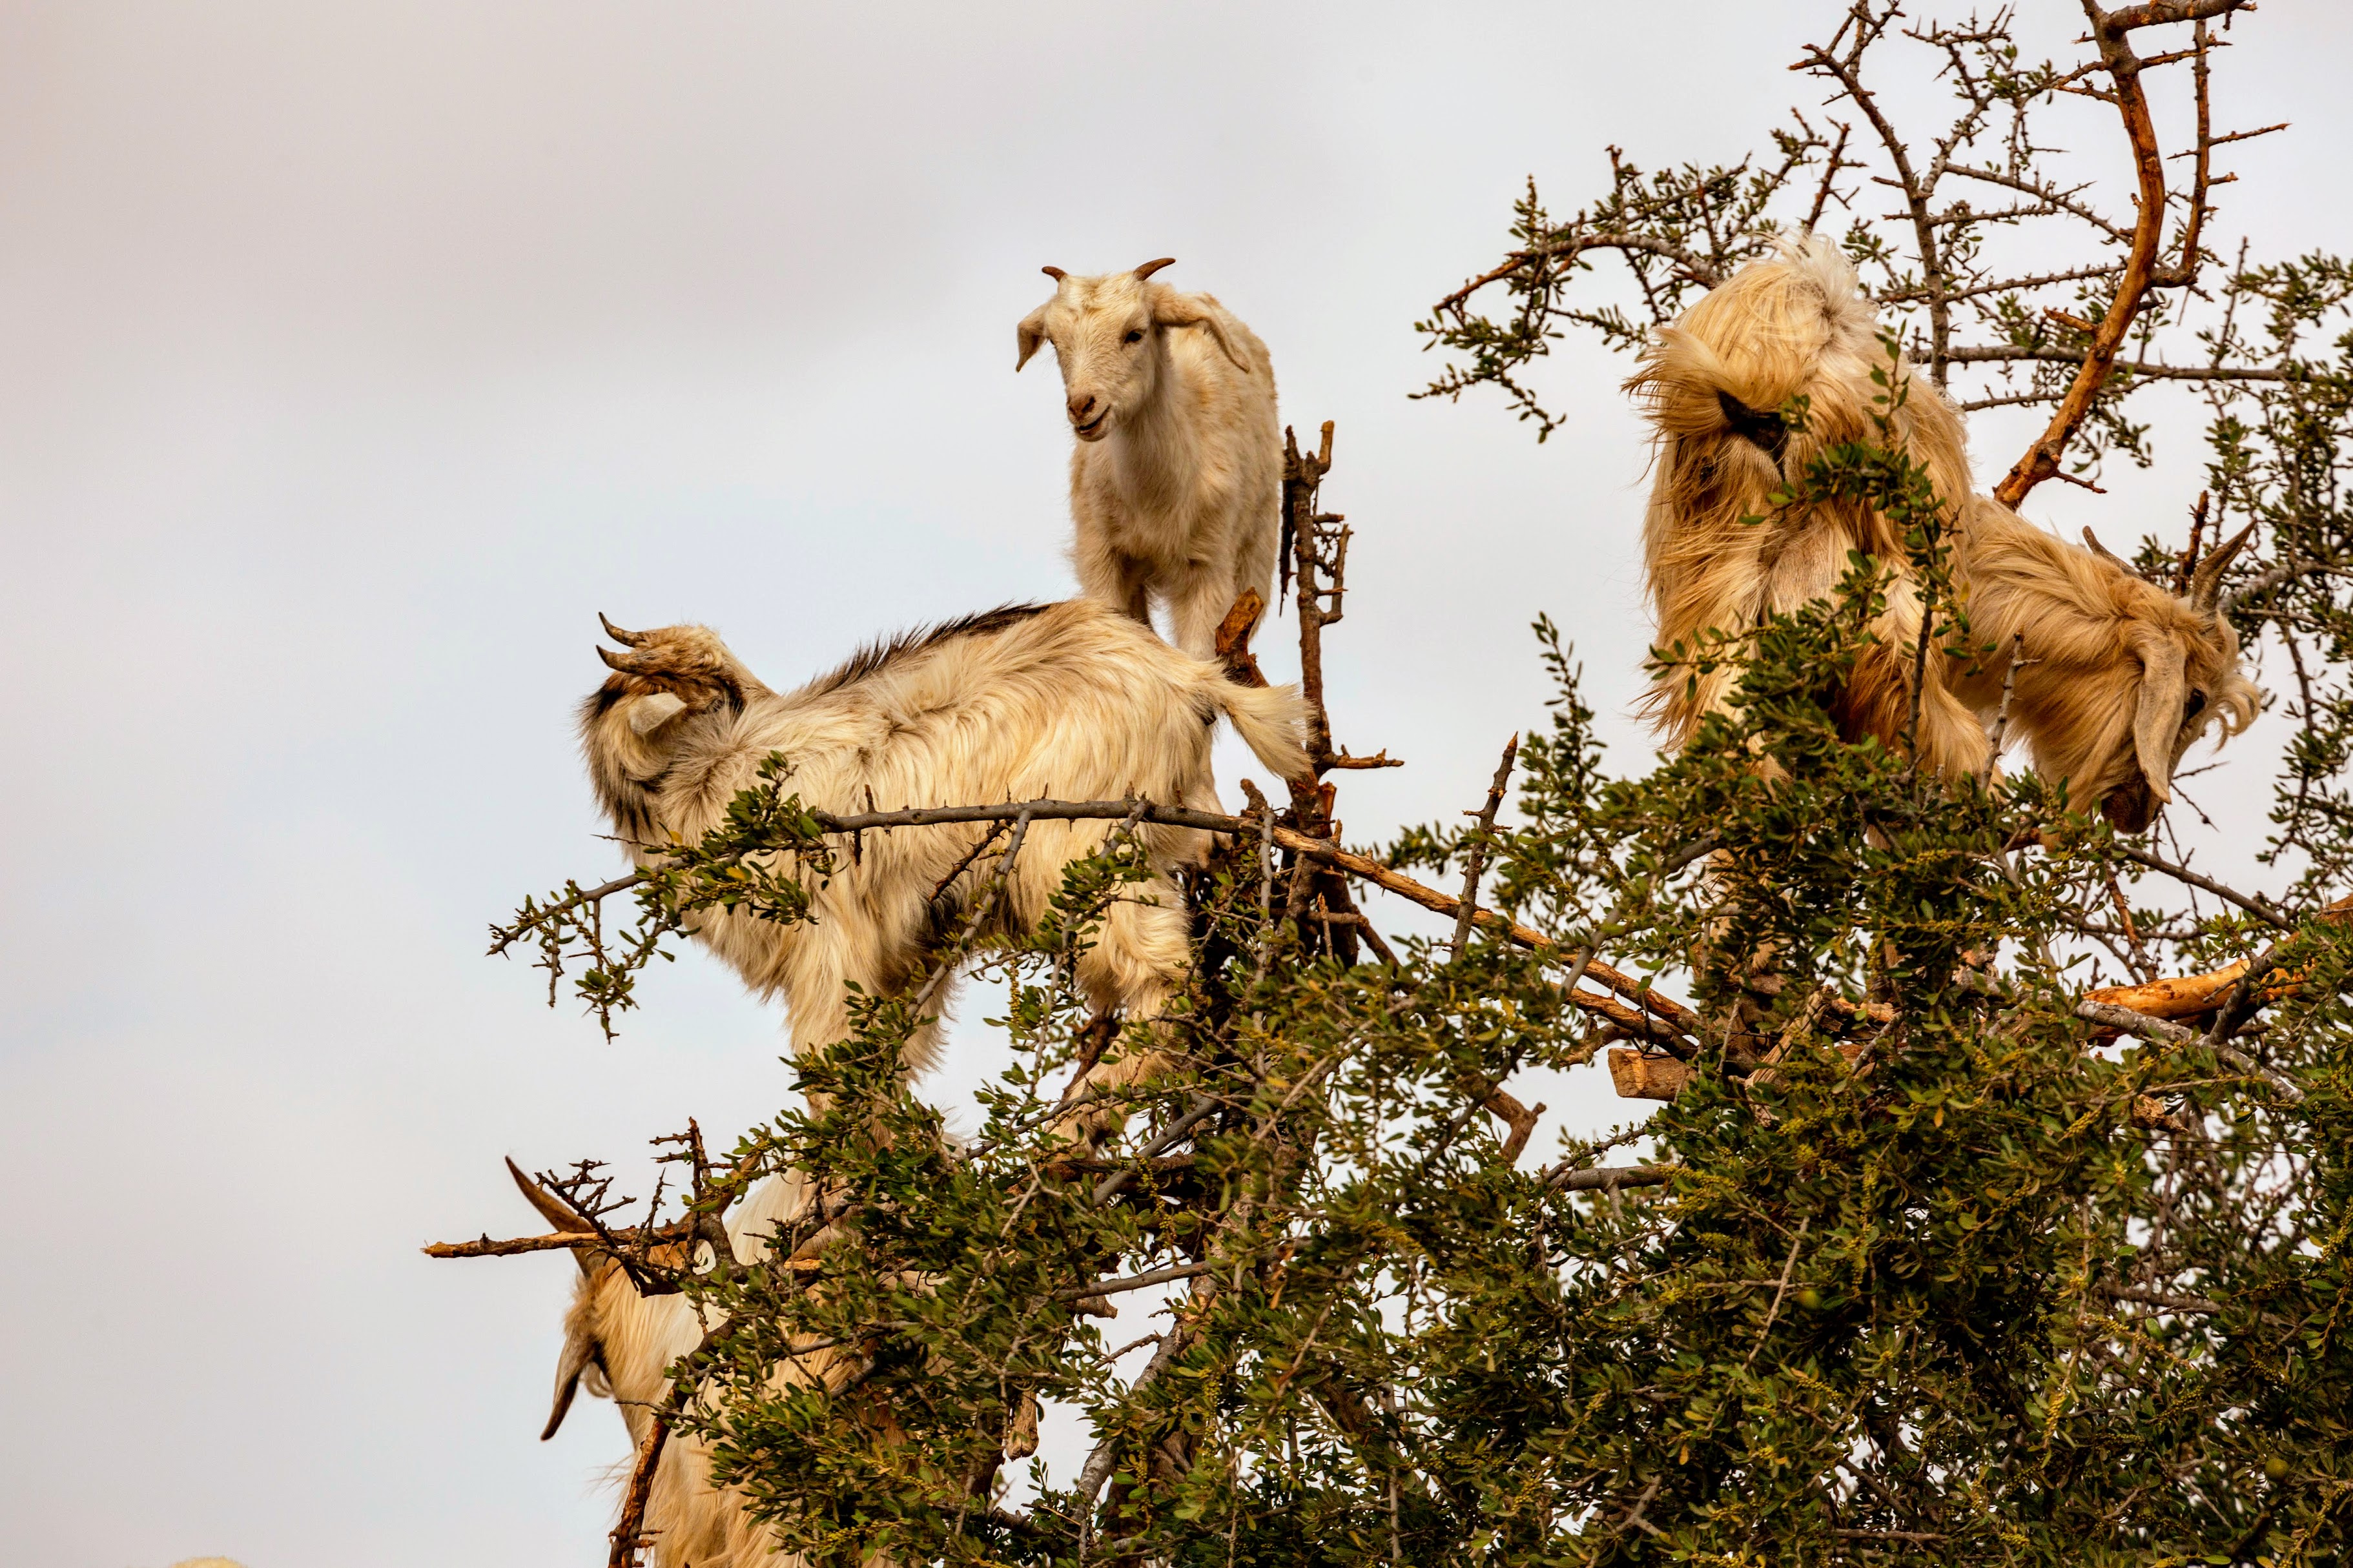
[438,4,2353,1562]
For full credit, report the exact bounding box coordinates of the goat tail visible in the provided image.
[1215,680,1311,783]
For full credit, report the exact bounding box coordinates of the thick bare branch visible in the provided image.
[1548,1162,1681,1193]
[1993,0,2253,504]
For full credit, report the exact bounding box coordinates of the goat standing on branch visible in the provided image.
[1632,241,2258,830]
[582,600,1305,1096]
[1016,258,1280,660]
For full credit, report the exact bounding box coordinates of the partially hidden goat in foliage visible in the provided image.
[514,1159,822,1568]
[1629,239,2259,831]
[582,599,1306,1094]
[1016,258,1281,660]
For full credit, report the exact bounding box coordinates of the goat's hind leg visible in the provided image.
[1053,877,1196,1144]
[1073,527,1155,630]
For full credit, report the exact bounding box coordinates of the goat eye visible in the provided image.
[2183,691,2207,720]
[1124,329,1145,345]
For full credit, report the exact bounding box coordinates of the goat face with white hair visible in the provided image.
[1017,258,1249,443]
[1016,259,1281,660]
[582,598,1306,1097]
[1631,238,2259,831]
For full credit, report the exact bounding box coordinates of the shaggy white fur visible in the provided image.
[1630,238,2259,830]
[581,598,1305,1082]
[1017,260,1281,660]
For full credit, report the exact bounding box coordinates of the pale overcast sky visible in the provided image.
[4,5,2347,1564]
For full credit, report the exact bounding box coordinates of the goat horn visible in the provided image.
[2082,527,2144,580]
[598,613,648,648]
[507,1156,597,1236]
[2190,520,2259,613]
[595,646,639,675]
[1040,265,1067,281]
[1131,257,1177,281]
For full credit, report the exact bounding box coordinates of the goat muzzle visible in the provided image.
[2102,777,2161,835]
[1069,396,1109,439]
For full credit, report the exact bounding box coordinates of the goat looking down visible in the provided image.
[1630,239,2259,831]
[1016,258,1281,661]
[582,598,1306,1094]
[515,1159,823,1568]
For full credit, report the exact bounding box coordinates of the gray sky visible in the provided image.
[3,5,2347,1563]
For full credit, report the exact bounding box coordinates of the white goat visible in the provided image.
[1630,239,2259,830]
[515,1159,822,1568]
[1016,259,1281,660]
[581,598,1305,1091]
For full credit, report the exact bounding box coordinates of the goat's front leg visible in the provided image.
[1167,564,1251,663]
[1072,527,1154,630]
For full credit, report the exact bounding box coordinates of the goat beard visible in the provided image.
[2101,775,2161,834]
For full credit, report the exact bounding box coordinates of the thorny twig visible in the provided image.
[1450,736,1521,962]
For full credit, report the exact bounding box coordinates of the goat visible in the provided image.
[515,1159,823,1568]
[1016,259,1281,660]
[1629,238,2258,831]
[581,598,1306,1094]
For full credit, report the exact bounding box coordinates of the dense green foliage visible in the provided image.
[530,563,2353,1562]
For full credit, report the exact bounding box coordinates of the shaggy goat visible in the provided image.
[1630,239,2259,831]
[1016,258,1281,660]
[515,1159,823,1568]
[582,598,1306,1091]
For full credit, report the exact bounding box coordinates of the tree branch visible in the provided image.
[1546,1162,1681,1193]
[497,795,1700,1038]
[1943,345,2283,381]
[2114,844,2295,930]
[1450,736,1519,961]
[1054,1262,1215,1301]
[1993,0,2252,504]
[1431,232,1725,318]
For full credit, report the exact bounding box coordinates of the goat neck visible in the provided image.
[1102,341,1200,514]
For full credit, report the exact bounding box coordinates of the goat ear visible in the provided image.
[1016,304,1052,372]
[1151,292,1249,372]
[2132,635,2189,806]
[542,1329,596,1441]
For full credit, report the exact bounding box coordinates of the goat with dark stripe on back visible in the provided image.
[581,596,1306,1106]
